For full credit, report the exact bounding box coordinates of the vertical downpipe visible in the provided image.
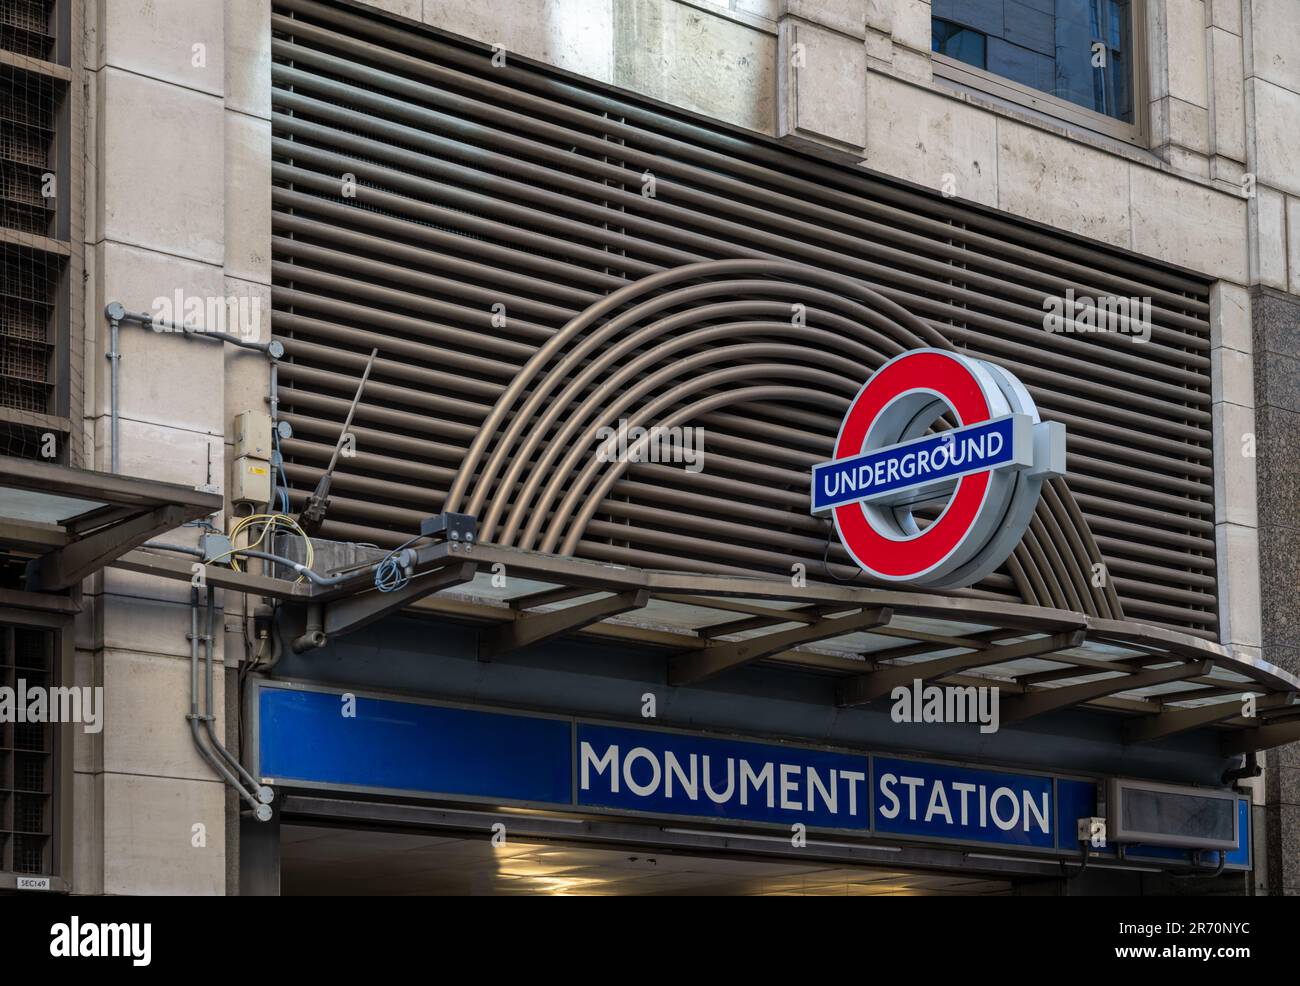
[189,586,200,736]
[108,316,120,472]
[203,585,266,795]
[186,586,269,817]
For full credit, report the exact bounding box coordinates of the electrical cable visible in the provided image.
[374,534,426,592]
[271,424,291,514]
[216,512,314,582]
[821,522,865,585]
[1166,850,1227,880]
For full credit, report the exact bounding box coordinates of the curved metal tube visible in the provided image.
[558,384,841,555]
[549,377,844,554]
[445,259,936,516]
[1003,552,1036,612]
[1015,525,1060,610]
[480,272,926,532]
[480,301,889,542]
[508,335,865,546]
[1050,476,1124,619]
[539,363,856,553]
[446,257,1124,619]
[519,345,859,551]
[499,320,876,545]
[1027,515,1072,610]
[445,261,721,514]
[1036,485,1099,617]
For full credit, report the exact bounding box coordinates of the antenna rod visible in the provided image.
[297,348,379,535]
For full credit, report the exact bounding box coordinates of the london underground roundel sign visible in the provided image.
[810,349,1066,589]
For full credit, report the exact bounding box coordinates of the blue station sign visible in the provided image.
[256,684,572,805]
[873,756,1054,848]
[576,722,870,829]
[252,682,1249,865]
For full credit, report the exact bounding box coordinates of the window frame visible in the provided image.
[931,0,1149,147]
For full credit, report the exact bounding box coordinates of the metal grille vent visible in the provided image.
[271,0,1217,636]
[0,624,53,875]
[0,0,66,431]
[0,244,55,411]
[0,1,56,61]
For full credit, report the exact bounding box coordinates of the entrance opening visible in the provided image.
[280,823,1015,896]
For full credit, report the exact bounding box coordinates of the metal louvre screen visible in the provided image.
[0,9,59,414]
[270,0,1217,636]
[0,0,77,463]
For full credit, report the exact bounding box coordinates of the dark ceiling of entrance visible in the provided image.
[280,824,1014,896]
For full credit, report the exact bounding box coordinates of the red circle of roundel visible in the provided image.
[832,351,993,580]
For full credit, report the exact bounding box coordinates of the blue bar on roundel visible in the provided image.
[811,415,1020,514]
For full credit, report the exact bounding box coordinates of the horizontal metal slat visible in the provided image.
[270,3,1213,303]
[269,67,1213,355]
[270,0,1219,635]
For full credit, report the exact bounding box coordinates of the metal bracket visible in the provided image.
[1002,659,1214,724]
[670,605,894,686]
[1126,690,1296,744]
[478,589,649,661]
[836,630,1086,708]
[1221,715,1300,756]
[282,561,478,652]
[420,512,477,543]
[25,503,192,592]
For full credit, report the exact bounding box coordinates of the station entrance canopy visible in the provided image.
[113,540,1300,756]
[0,455,222,600]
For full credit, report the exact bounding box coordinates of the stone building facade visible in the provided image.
[13,0,1295,894]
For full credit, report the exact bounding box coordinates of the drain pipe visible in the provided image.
[188,586,272,821]
[262,603,289,673]
[202,586,274,812]
[107,310,121,473]
[103,301,283,474]
[1223,752,1261,787]
[292,602,326,654]
[107,297,280,822]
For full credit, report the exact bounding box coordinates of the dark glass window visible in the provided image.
[932,0,1135,124]
[932,18,987,69]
